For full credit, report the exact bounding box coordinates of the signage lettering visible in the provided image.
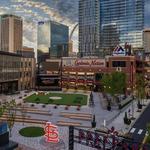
[44,122,59,143]
[73,127,149,149]
[75,59,105,66]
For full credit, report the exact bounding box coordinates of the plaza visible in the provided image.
[0,0,150,149]
[0,89,119,149]
[1,90,148,150]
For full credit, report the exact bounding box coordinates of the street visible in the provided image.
[128,102,150,148]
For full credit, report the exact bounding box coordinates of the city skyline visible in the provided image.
[0,0,150,55]
[0,0,78,53]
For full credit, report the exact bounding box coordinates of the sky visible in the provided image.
[0,0,150,55]
[0,0,79,53]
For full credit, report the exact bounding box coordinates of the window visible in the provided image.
[112,61,126,67]
[106,62,109,67]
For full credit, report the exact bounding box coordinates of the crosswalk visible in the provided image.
[129,128,148,136]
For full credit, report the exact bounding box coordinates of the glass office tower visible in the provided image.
[50,21,69,58]
[79,0,100,57]
[100,0,144,54]
[37,21,69,63]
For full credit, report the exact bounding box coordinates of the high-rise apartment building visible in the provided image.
[143,29,150,53]
[100,0,144,54]
[37,21,69,63]
[79,0,150,56]
[79,0,100,57]
[0,14,23,53]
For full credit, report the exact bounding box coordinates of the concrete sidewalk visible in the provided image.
[107,98,150,134]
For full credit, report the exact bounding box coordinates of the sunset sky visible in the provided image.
[0,0,150,55]
[0,0,78,53]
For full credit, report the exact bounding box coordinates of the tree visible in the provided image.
[111,72,126,95]
[6,99,17,137]
[0,105,5,117]
[101,74,112,95]
[123,112,131,125]
[101,72,126,102]
[21,103,27,125]
[135,73,146,106]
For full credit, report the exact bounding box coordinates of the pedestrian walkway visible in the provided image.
[129,127,147,137]
[107,98,150,134]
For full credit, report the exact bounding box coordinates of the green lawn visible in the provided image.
[24,92,88,106]
[19,126,44,137]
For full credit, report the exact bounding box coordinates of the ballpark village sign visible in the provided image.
[69,126,149,150]
[62,57,105,67]
[75,59,105,67]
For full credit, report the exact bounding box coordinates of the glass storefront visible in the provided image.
[0,81,18,94]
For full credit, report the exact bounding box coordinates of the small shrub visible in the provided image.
[54,105,57,109]
[17,103,22,106]
[65,106,69,110]
[42,105,46,108]
[77,105,81,111]
[123,112,131,125]
[107,102,111,111]
[49,99,54,103]
[91,115,96,128]
[31,104,34,107]
[137,100,142,109]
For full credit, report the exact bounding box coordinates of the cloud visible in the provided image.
[0,0,79,52]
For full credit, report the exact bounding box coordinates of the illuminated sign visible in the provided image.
[113,46,126,56]
[44,122,59,143]
[71,127,149,149]
[75,59,105,66]
[63,58,105,67]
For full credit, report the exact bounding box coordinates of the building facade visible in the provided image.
[19,57,35,90]
[37,21,69,63]
[0,50,35,94]
[19,47,35,90]
[79,0,100,57]
[100,0,144,53]
[62,56,138,92]
[143,29,150,53]
[0,14,23,53]
[36,59,61,91]
[0,51,20,94]
[145,54,150,97]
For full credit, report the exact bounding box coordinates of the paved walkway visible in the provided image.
[8,91,150,150]
[107,99,150,134]
[8,91,119,150]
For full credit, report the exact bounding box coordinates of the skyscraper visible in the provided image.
[79,0,100,57]
[0,14,23,53]
[143,29,150,53]
[100,0,148,54]
[37,20,69,63]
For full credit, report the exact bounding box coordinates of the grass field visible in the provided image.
[19,126,44,137]
[24,92,88,106]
